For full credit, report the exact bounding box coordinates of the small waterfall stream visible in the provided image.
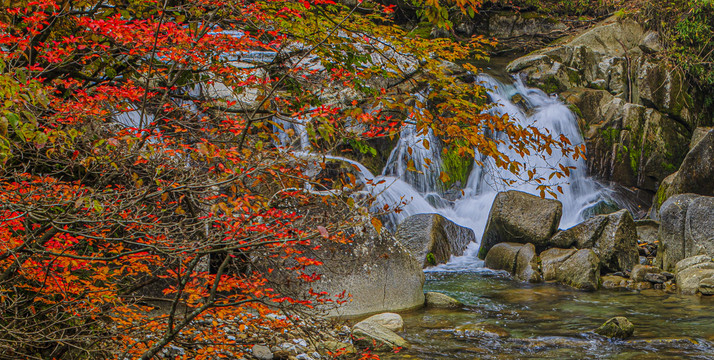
[289,74,610,271]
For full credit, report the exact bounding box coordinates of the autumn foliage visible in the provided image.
[0,0,582,358]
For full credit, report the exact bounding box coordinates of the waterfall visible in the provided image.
[286,74,610,270]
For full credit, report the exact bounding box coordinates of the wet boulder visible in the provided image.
[595,317,635,339]
[396,213,475,268]
[540,248,577,281]
[550,215,608,249]
[554,249,601,291]
[552,210,638,273]
[478,190,562,258]
[674,255,714,295]
[593,210,639,273]
[484,242,542,283]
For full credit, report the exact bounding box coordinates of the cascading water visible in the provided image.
[287,74,611,271]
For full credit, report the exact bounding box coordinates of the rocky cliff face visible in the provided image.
[505,17,710,206]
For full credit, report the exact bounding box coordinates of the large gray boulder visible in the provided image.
[593,210,639,273]
[551,210,638,273]
[478,191,562,258]
[551,215,608,249]
[300,225,425,318]
[554,249,601,291]
[484,242,542,283]
[674,255,714,295]
[540,248,577,281]
[657,194,714,271]
[396,213,475,268]
[655,129,714,213]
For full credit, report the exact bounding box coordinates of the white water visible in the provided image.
[288,74,608,271]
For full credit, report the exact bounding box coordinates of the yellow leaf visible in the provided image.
[371,217,382,233]
[422,139,430,150]
[439,171,450,183]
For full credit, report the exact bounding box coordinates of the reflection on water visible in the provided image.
[380,271,714,359]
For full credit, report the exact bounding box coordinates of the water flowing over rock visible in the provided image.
[506,16,707,203]
[395,213,475,268]
[478,191,562,258]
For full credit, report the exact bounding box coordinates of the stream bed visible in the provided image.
[383,269,714,359]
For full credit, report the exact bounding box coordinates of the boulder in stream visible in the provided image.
[484,242,542,283]
[478,190,562,258]
[552,209,638,273]
[595,317,635,339]
[554,249,601,291]
[658,194,714,272]
[396,213,475,268]
[425,292,463,309]
[674,255,714,295]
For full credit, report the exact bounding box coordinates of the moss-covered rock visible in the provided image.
[595,317,634,339]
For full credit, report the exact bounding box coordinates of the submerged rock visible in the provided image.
[453,323,510,339]
[425,292,463,309]
[396,213,475,268]
[478,190,562,258]
[595,316,635,339]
